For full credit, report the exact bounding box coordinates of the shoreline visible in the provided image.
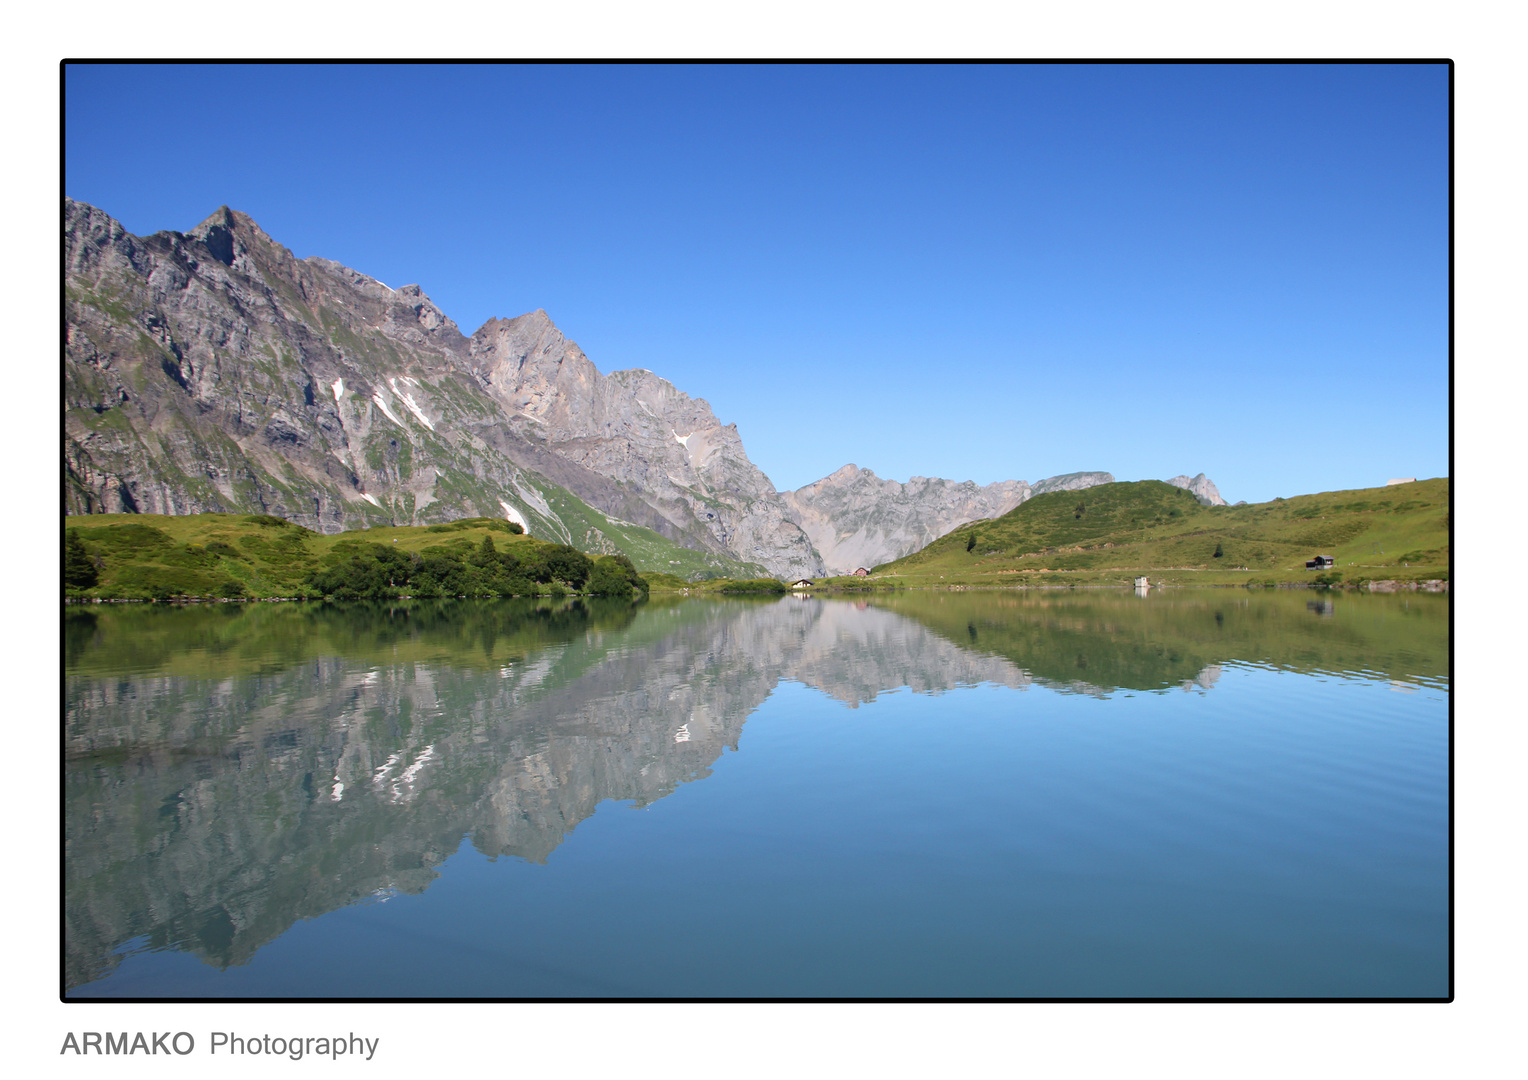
[65,577,1450,604]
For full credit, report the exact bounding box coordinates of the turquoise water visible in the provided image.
[64,591,1449,999]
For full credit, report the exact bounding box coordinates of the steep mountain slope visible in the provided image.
[466,311,819,576]
[63,200,820,577]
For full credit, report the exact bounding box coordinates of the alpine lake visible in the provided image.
[64,586,1450,1000]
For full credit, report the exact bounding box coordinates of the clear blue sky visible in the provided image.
[64,63,1448,503]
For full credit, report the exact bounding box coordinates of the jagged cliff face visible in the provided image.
[1166,473,1227,506]
[780,465,1032,575]
[467,313,822,577]
[66,201,474,529]
[64,200,820,577]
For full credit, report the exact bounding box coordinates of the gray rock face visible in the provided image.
[467,312,822,578]
[64,200,819,577]
[781,468,1130,574]
[780,464,1031,575]
[1029,471,1116,496]
[1166,473,1227,506]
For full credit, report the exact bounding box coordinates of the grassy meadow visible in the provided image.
[854,477,1449,590]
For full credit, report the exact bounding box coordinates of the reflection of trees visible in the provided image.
[64,591,1448,991]
[62,597,644,680]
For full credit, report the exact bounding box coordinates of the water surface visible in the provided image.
[64,589,1449,998]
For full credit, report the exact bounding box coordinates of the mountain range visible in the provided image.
[64,200,1223,577]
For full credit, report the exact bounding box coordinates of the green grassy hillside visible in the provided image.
[875,477,1449,588]
[65,513,530,599]
[64,507,763,601]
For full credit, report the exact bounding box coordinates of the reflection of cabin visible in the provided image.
[1305,556,1336,570]
[852,567,870,576]
[790,579,815,589]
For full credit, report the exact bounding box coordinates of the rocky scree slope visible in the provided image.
[63,200,820,578]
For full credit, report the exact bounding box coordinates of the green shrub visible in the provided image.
[715,578,787,594]
[587,554,648,597]
[64,529,98,589]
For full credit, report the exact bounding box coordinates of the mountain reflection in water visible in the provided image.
[63,590,1448,993]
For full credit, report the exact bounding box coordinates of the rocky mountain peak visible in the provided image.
[187,205,280,273]
[1165,473,1227,506]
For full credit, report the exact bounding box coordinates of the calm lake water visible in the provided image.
[64,588,1449,999]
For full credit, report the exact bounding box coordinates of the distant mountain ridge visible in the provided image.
[779,466,1034,576]
[781,466,1227,574]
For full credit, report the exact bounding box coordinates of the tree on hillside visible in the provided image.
[588,559,634,597]
[967,532,977,552]
[1213,543,1224,559]
[64,529,98,589]
[542,545,594,588]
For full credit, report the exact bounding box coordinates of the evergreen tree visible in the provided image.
[64,529,98,589]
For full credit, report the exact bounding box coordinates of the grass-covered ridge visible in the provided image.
[873,477,1449,588]
[64,513,653,601]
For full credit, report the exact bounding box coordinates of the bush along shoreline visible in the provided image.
[63,515,652,603]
